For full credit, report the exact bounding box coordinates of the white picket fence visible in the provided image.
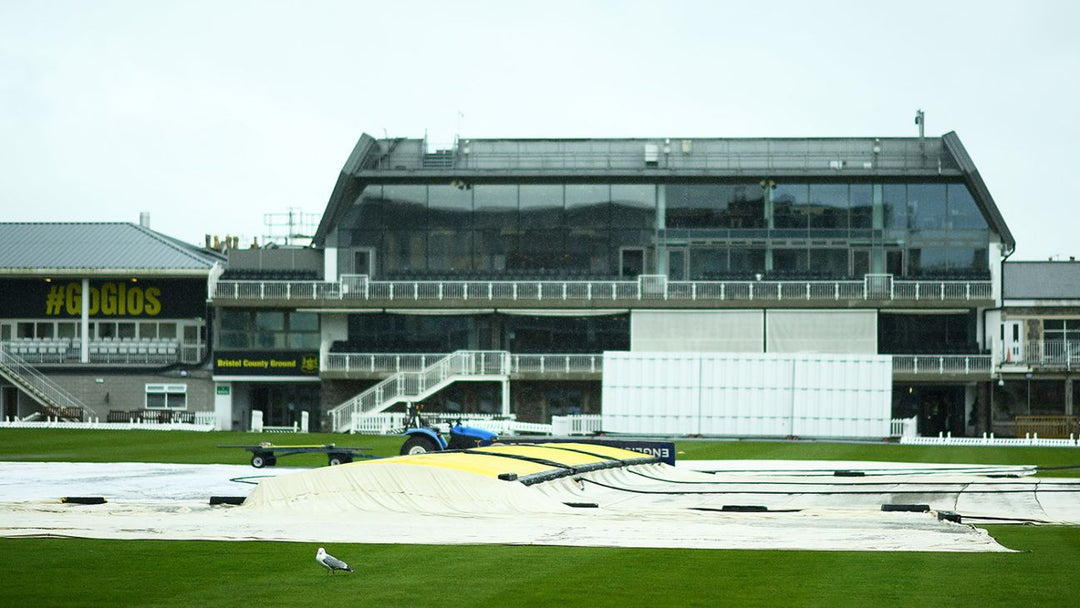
[346,412,601,437]
[552,414,603,436]
[901,431,1080,447]
[1,412,216,432]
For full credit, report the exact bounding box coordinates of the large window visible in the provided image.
[663,183,766,230]
[217,310,319,350]
[382,185,427,228]
[566,184,611,229]
[850,184,873,229]
[610,184,655,228]
[346,314,477,352]
[878,313,978,354]
[808,184,848,230]
[473,185,518,229]
[772,183,809,230]
[428,185,472,229]
[145,383,186,410]
[503,314,629,353]
[332,179,989,280]
[1043,319,1080,342]
[908,184,947,230]
[947,184,986,230]
[882,184,907,230]
[666,185,727,229]
[519,185,564,229]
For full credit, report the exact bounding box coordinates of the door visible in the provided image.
[2,387,18,420]
[851,249,871,278]
[666,248,687,281]
[620,248,645,279]
[885,249,904,276]
[1002,320,1023,364]
[353,248,375,276]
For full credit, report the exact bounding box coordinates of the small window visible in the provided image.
[146,384,187,410]
[138,323,158,339]
[117,322,136,339]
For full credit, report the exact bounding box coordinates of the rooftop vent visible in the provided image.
[644,144,660,166]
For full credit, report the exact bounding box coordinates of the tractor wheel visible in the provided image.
[250,454,276,468]
[327,454,351,466]
[401,435,439,455]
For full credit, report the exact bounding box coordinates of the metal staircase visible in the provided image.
[326,350,510,432]
[0,343,90,421]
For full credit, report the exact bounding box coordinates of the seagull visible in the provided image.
[316,547,354,575]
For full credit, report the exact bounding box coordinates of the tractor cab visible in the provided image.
[400,403,498,455]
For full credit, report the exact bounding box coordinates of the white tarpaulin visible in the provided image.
[3,450,1077,551]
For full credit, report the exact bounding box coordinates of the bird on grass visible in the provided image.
[316,547,354,575]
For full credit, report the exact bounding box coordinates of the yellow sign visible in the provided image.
[46,282,162,317]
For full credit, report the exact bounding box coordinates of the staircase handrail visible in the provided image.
[326,350,509,432]
[0,342,90,420]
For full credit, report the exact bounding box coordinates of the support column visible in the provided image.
[501,379,510,417]
[976,381,989,436]
[80,278,90,363]
[1066,377,1074,416]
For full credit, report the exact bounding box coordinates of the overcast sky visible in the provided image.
[1,1,1076,260]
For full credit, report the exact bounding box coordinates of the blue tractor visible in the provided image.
[400,403,499,455]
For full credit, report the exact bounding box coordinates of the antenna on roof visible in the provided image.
[263,207,318,247]
[915,109,925,139]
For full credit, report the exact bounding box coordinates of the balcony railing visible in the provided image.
[1,338,201,366]
[325,352,987,378]
[324,352,605,376]
[212,274,992,305]
[1002,340,1080,370]
[891,354,992,376]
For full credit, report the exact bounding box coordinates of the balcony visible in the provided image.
[1000,340,1080,371]
[1,338,203,366]
[322,352,605,380]
[322,352,988,380]
[891,354,992,379]
[210,274,992,310]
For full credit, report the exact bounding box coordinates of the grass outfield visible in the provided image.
[0,428,1078,474]
[2,528,1078,607]
[1,429,1078,607]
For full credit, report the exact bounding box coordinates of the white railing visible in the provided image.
[1003,340,1080,370]
[901,431,1079,447]
[1,337,198,365]
[0,343,90,420]
[328,350,510,432]
[327,352,989,378]
[891,354,992,375]
[552,414,603,436]
[512,354,605,374]
[324,353,450,374]
[325,352,605,375]
[211,275,993,304]
[0,412,215,431]
[345,411,554,436]
[889,416,918,438]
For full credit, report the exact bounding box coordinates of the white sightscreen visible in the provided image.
[603,351,892,438]
[631,310,764,352]
[765,310,877,354]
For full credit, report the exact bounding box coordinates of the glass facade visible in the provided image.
[336,313,630,354]
[878,312,979,354]
[217,310,320,350]
[335,179,989,280]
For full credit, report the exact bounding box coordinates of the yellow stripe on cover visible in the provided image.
[470,444,615,467]
[374,451,556,478]
[544,442,656,461]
